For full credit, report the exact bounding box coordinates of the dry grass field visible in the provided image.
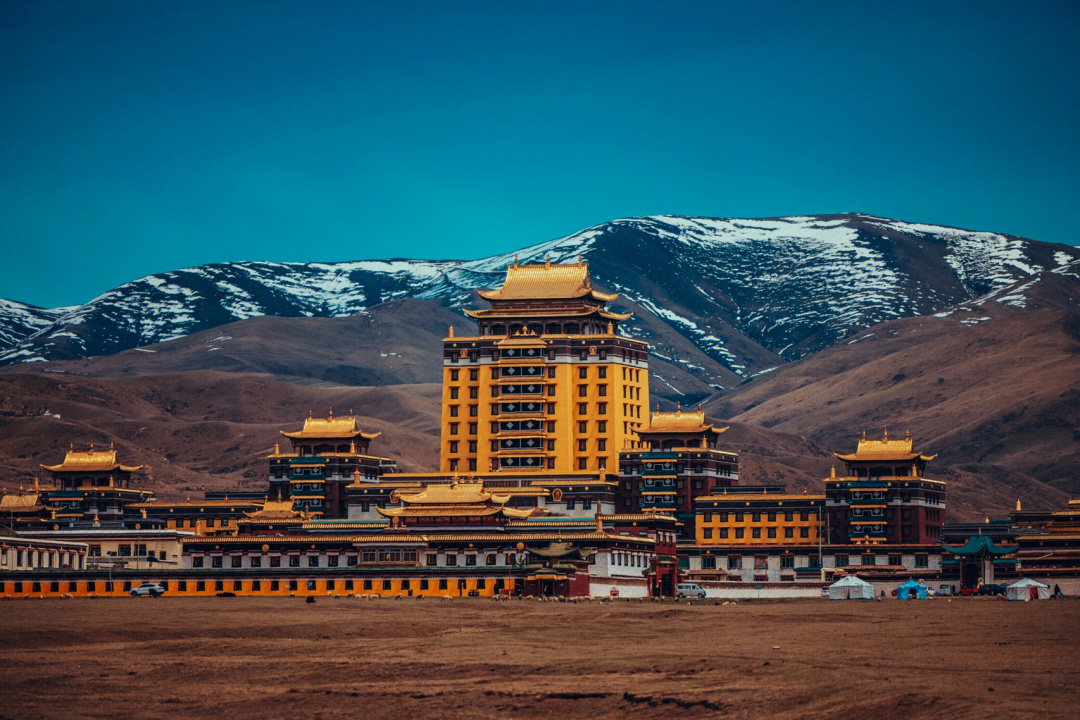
[2,596,1077,719]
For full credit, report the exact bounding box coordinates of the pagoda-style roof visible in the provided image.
[280,410,380,441]
[476,259,618,303]
[638,407,727,436]
[0,492,42,511]
[942,535,1018,556]
[41,445,143,474]
[240,500,307,522]
[378,480,535,519]
[463,306,631,321]
[834,431,936,463]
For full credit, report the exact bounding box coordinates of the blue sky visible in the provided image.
[3,1,1078,308]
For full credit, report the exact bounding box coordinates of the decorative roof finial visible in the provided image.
[545,253,550,266]
[883,427,888,441]
[675,402,681,414]
[349,408,354,417]
[448,325,455,338]
[110,440,115,451]
[328,407,333,419]
[1016,499,1022,512]
[513,254,519,267]
[308,409,313,419]
[273,442,280,455]
[861,430,867,441]
[577,253,583,265]
[830,466,836,478]
[89,441,94,452]
[905,428,910,440]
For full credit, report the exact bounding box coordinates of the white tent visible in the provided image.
[1006,578,1051,601]
[827,575,875,600]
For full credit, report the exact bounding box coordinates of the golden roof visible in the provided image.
[41,445,143,473]
[464,306,631,321]
[240,500,306,521]
[394,481,510,505]
[0,492,42,511]
[477,259,618,302]
[639,407,727,435]
[834,430,936,462]
[378,480,536,519]
[280,410,380,440]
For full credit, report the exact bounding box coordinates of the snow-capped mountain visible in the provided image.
[2,214,1077,388]
[0,299,72,351]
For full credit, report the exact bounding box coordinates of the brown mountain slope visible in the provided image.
[0,370,831,505]
[711,266,1080,510]
[0,371,441,500]
[30,296,727,402]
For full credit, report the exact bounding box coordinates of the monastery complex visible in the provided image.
[2,260,1077,598]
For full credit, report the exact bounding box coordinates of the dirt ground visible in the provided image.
[1,596,1077,719]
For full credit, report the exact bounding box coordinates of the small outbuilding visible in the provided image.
[896,579,928,599]
[827,575,874,600]
[1006,578,1050,601]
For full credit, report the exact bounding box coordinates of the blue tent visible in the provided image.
[896,579,928,599]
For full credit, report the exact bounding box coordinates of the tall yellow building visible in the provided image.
[440,258,649,474]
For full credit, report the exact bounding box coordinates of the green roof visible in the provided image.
[942,535,1018,556]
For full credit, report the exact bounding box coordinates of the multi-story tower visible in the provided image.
[38,443,154,527]
[617,406,739,541]
[269,410,398,518]
[440,258,649,475]
[825,430,945,544]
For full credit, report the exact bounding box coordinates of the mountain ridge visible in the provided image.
[4,214,1077,393]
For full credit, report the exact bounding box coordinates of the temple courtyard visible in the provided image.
[2,597,1077,719]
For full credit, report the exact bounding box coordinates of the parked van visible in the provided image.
[676,583,706,599]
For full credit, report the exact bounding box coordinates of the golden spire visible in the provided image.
[308,409,313,419]
[33,477,39,491]
[545,253,551,267]
[349,408,354,417]
[905,429,911,440]
[675,402,682,415]
[1016,499,1022,512]
[606,320,614,335]
[349,440,357,454]
[513,254,519,267]
[273,442,280,455]
[89,441,94,452]
[861,430,867,441]
[328,407,333,419]
[830,466,836,478]
[883,427,888,441]
[447,325,454,337]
